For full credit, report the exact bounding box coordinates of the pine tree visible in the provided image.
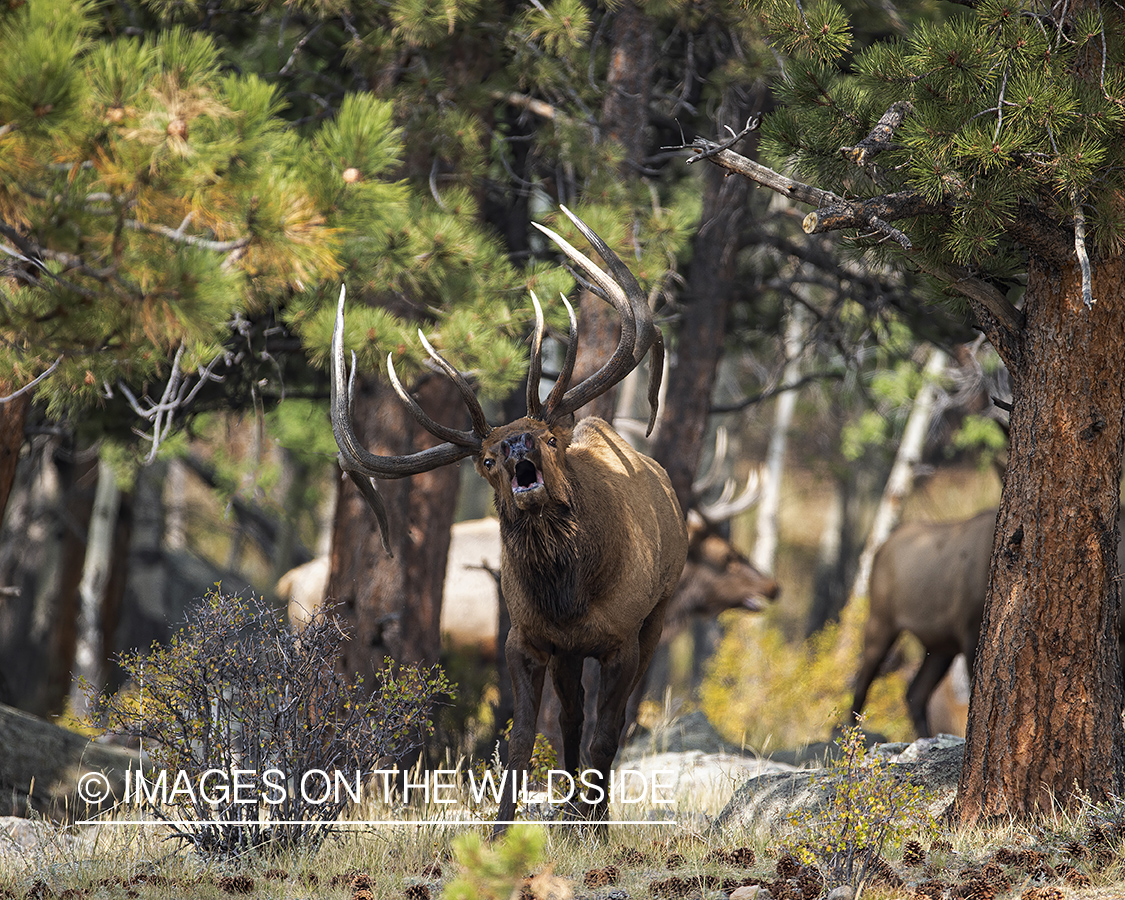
[706,0,1125,821]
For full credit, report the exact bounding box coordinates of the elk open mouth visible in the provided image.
[512,459,544,494]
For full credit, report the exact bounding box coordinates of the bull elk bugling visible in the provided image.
[330,207,689,834]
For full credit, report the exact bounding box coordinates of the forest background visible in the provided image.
[4,0,1117,829]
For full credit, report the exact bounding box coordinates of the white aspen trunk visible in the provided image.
[165,457,186,551]
[70,458,120,717]
[849,346,949,600]
[753,304,807,572]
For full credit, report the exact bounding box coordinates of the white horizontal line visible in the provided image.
[77,819,679,827]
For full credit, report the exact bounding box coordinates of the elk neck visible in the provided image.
[497,495,589,625]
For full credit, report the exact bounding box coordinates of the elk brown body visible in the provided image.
[329,207,688,833]
[850,506,1125,736]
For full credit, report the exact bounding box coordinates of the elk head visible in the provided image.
[330,204,664,544]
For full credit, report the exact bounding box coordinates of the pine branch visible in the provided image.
[122,220,251,253]
[0,356,63,403]
[687,134,1027,342]
[490,91,577,125]
[686,139,844,208]
[907,255,1025,342]
[803,192,948,246]
[710,370,848,413]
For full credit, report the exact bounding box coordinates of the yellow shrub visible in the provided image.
[701,596,914,749]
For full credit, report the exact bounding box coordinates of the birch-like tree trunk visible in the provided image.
[849,346,948,601]
[70,457,120,718]
[753,304,807,572]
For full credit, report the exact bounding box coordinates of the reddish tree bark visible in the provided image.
[327,372,463,686]
[956,257,1125,821]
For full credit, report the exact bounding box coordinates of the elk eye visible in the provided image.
[483,458,494,470]
[547,437,557,448]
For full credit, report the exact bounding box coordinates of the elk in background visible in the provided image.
[330,207,688,834]
[850,506,1125,737]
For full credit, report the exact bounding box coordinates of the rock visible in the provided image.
[622,750,802,815]
[621,710,752,759]
[730,886,769,900]
[825,886,855,900]
[0,701,142,821]
[714,735,964,832]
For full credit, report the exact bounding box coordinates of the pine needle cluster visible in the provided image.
[755,0,1125,276]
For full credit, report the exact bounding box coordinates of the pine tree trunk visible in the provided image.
[956,258,1125,822]
[328,372,462,686]
[650,92,758,509]
[570,0,655,423]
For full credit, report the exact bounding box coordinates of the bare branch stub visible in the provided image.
[840,100,914,167]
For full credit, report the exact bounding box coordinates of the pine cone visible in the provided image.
[903,839,926,867]
[776,852,802,879]
[728,847,756,868]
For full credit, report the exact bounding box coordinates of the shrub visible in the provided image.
[787,723,938,894]
[444,825,567,900]
[91,589,452,857]
[701,595,914,747]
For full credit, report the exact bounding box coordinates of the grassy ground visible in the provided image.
[5,781,1125,900]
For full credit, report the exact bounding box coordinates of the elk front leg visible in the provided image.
[495,631,546,838]
[584,641,641,823]
[549,653,585,775]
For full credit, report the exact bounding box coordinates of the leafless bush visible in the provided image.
[91,589,451,858]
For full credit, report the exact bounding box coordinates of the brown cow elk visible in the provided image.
[331,207,688,834]
[850,506,1125,737]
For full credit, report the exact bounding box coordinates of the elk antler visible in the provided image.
[694,465,764,524]
[530,206,665,435]
[329,285,490,555]
[331,209,667,551]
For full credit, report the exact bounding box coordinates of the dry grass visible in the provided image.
[6,788,1125,900]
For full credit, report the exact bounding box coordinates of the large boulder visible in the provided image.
[715,734,965,833]
[0,702,141,821]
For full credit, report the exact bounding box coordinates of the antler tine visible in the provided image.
[532,209,664,430]
[387,338,488,448]
[696,465,764,524]
[329,285,483,555]
[558,206,664,436]
[692,426,730,495]
[542,294,578,417]
[526,291,546,420]
[414,330,492,441]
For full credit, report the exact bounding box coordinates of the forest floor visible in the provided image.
[4,761,1125,900]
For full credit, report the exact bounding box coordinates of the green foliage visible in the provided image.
[786,724,939,893]
[950,414,1008,467]
[756,0,1125,277]
[443,825,546,900]
[91,590,453,857]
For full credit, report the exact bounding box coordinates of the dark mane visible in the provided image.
[498,503,586,624]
